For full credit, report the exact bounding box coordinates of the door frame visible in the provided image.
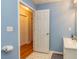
[18,0,35,59]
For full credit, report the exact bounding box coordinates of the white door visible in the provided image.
[33,10,50,53]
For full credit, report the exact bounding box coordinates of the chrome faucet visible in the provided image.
[71,35,77,40]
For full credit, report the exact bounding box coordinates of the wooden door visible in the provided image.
[20,4,33,59]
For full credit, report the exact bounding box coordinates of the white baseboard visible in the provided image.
[50,51,63,55]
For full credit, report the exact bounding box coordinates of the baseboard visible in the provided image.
[50,51,63,55]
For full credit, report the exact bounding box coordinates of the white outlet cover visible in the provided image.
[6,26,14,32]
[69,27,71,31]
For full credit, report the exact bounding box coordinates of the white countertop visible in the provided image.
[64,38,77,50]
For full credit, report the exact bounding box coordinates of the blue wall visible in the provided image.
[1,0,35,59]
[36,1,76,52]
[1,0,19,59]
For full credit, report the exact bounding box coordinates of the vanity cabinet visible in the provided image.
[63,38,77,59]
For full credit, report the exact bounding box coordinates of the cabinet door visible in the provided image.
[64,49,77,59]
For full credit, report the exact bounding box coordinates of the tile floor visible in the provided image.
[26,52,52,59]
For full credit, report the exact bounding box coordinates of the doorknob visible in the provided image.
[46,33,49,35]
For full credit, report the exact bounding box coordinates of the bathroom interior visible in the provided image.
[1,0,77,59]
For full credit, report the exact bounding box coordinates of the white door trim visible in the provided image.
[18,1,35,59]
[20,0,36,11]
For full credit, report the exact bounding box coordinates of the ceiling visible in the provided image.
[32,0,63,4]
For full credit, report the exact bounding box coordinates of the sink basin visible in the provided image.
[64,38,77,50]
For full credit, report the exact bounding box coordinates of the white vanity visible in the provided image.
[63,38,77,59]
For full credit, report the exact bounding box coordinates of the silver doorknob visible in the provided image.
[46,33,49,35]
